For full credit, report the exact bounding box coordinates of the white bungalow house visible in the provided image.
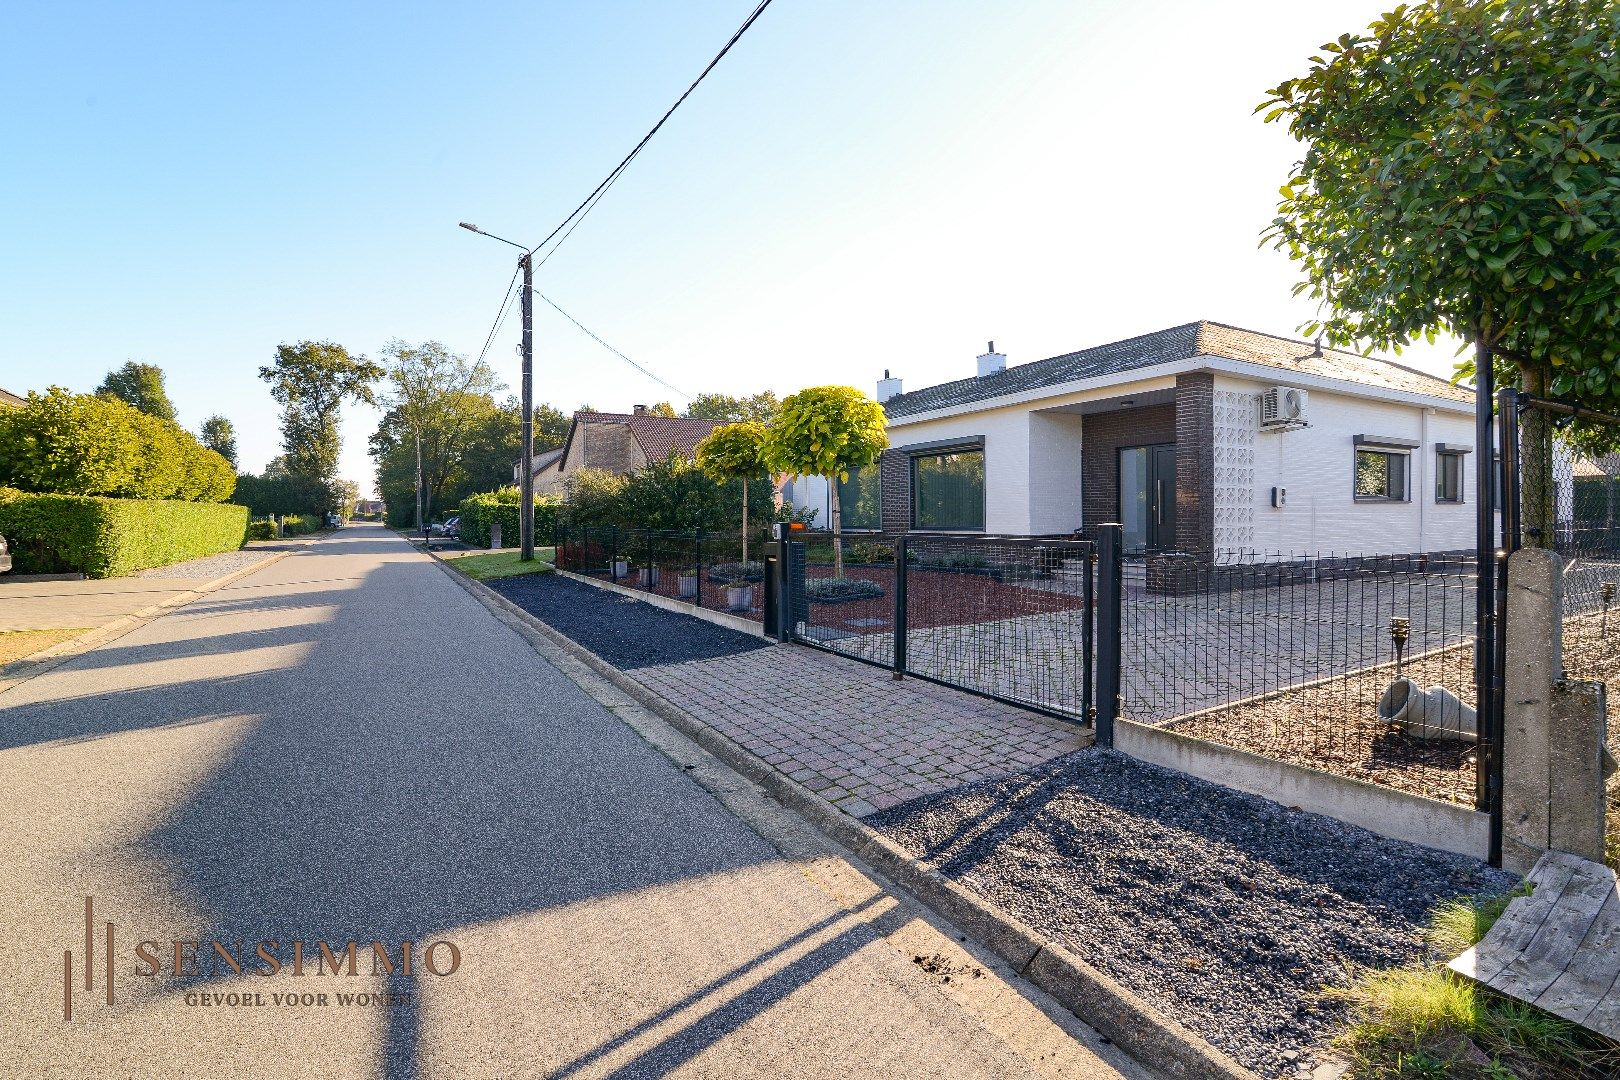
[787,321,1487,557]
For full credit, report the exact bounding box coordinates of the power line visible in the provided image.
[538,292,690,400]
[473,265,521,368]
[525,0,776,264]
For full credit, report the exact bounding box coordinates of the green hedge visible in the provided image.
[0,487,249,577]
[457,488,561,549]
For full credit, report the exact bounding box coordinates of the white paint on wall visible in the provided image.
[1215,373,1477,555]
[1029,410,1085,534]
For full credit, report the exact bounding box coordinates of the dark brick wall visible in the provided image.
[1174,372,1215,554]
[1080,403,1176,535]
[879,448,911,534]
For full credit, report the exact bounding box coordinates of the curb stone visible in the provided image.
[430,549,1259,1080]
[0,546,301,696]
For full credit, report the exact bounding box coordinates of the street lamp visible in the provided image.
[460,222,536,561]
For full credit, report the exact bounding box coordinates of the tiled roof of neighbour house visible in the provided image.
[0,387,25,407]
[532,447,564,473]
[558,412,722,467]
[880,321,1474,419]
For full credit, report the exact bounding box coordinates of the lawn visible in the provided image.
[0,628,88,666]
[444,549,556,581]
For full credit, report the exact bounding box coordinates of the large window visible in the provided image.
[835,463,882,530]
[912,449,985,530]
[1436,449,1466,503]
[1354,449,1410,501]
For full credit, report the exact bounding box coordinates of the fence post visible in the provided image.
[646,530,655,590]
[693,528,703,607]
[1095,523,1124,748]
[892,534,908,679]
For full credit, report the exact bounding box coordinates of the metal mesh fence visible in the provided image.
[789,533,1096,720]
[554,523,772,622]
[1121,552,1481,804]
[1517,407,1620,862]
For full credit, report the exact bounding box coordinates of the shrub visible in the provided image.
[457,487,562,549]
[0,487,249,577]
[0,387,235,502]
[804,577,884,603]
[278,514,322,537]
[245,519,276,541]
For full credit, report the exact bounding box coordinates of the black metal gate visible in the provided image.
[779,531,1102,724]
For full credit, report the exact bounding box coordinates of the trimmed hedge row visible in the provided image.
[0,487,249,578]
[457,488,561,549]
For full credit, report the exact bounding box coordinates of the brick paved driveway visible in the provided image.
[634,646,1087,816]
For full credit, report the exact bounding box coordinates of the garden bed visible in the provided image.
[870,749,1516,1079]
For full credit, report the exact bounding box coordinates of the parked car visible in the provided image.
[444,515,461,538]
[0,533,10,574]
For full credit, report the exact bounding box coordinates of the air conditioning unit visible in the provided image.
[1258,386,1310,430]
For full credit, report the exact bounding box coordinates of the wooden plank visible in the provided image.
[1487,863,1613,1004]
[1535,889,1620,1027]
[1581,975,1620,1042]
[1456,856,1579,984]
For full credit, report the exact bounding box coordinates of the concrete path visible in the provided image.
[0,526,1146,1080]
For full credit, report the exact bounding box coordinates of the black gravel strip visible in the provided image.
[868,750,1518,1079]
[489,572,769,669]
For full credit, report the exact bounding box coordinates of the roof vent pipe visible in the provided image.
[876,369,903,403]
[977,342,1006,378]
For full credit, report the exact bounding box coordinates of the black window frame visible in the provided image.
[907,439,986,532]
[1435,446,1468,504]
[834,462,883,532]
[1352,435,1416,503]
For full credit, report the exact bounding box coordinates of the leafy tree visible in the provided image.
[200,414,237,467]
[695,421,769,561]
[258,341,382,511]
[532,402,570,451]
[686,391,779,424]
[764,386,888,576]
[561,467,630,526]
[376,340,503,530]
[646,401,679,418]
[1261,0,1620,544]
[96,361,178,422]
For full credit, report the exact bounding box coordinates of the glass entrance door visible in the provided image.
[1119,444,1176,553]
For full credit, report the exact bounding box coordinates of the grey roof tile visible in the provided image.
[881,320,1471,418]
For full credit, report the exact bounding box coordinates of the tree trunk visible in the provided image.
[830,478,844,578]
[1518,362,1556,549]
[741,478,749,564]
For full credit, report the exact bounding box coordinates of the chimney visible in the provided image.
[976,340,1006,378]
[876,368,902,403]
[632,404,647,415]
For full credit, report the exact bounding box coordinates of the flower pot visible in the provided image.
[637,567,660,588]
[678,573,699,598]
[724,585,754,612]
[611,559,628,578]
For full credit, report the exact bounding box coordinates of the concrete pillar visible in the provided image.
[1501,547,1612,869]
[1548,679,1612,863]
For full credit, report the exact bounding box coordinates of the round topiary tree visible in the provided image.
[695,421,769,562]
[764,386,888,578]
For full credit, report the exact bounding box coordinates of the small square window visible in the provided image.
[1354,449,1409,501]
[1436,451,1465,503]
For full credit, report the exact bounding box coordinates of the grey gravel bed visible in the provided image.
[489,572,769,669]
[134,549,281,580]
[868,749,1517,1079]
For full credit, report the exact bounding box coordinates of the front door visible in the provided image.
[1119,443,1177,554]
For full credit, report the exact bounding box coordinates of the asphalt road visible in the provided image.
[0,527,1143,1080]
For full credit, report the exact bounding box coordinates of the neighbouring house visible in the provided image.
[788,321,1489,558]
[0,386,24,407]
[525,406,722,496]
[513,447,565,489]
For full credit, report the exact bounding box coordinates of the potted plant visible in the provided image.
[678,568,700,598]
[637,564,660,588]
[719,578,754,612]
[610,553,629,579]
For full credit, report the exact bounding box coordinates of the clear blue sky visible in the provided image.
[1,1,1462,495]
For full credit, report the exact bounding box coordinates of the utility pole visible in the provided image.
[415,428,425,542]
[459,221,537,560]
[518,252,535,561]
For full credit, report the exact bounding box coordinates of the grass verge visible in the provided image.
[443,550,556,581]
[0,628,89,665]
[1333,886,1619,1079]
